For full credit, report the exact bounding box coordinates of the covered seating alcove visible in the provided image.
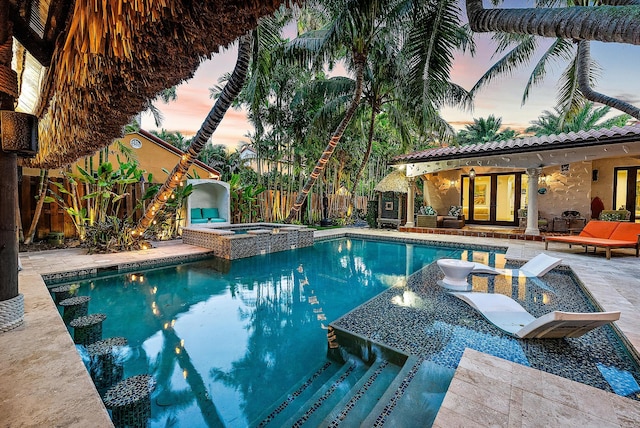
[186,179,231,226]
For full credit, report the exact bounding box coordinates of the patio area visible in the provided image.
[3,228,640,426]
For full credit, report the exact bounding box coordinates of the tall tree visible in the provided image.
[284,0,377,223]
[466,0,640,45]
[285,0,472,222]
[134,34,252,235]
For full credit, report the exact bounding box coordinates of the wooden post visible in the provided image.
[0,2,22,329]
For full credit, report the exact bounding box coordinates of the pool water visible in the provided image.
[58,238,500,427]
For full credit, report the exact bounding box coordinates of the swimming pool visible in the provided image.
[51,238,640,427]
[53,238,502,426]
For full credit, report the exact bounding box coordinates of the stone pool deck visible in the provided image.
[4,229,640,426]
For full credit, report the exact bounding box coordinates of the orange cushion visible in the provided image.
[546,236,637,247]
[609,222,640,242]
[579,220,619,239]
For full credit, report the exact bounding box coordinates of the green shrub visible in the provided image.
[366,200,378,228]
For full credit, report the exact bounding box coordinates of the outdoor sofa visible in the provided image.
[416,205,465,229]
[544,220,640,260]
[191,207,226,224]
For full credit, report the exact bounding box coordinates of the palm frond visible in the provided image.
[471,34,537,95]
[522,38,575,105]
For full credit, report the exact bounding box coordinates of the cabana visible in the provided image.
[374,168,413,228]
[187,179,231,226]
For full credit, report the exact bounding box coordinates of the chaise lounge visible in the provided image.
[450,292,620,339]
[472,253,562,277]
[544,220,640,260]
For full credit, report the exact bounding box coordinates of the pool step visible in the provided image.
[254,354,453,427]
[280,357,368,427]
[362,358,455,427]
[320,358,402,427]
[251,360,343,427]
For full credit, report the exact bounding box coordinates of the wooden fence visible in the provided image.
[18,176,149,239]
[258,191,368,223]
[18,176,370,240]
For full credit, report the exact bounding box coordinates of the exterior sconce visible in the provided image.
[0,111,38,157]
[469,168,476,179]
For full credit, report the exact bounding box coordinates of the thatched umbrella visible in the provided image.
[0,0,290,332]
[373,168,411,227]
[9,0,287,169]
[374,168,409,193]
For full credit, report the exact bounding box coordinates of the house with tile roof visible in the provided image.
[390,125,640,235]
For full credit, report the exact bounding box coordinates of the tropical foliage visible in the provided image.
[466,0,640,120]
[456,115,518,145]
[45,156,151,249]
[526,102,631,136]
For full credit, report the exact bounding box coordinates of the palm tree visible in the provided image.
[144,87,178,127]
[285,0,472,222]
[150,129,189,151]
[134,34,252,235]
[283,0,380,223]
[457,115,518,145]
[465,0,640,119]
[466,0,640,45]
[526,102,631,136]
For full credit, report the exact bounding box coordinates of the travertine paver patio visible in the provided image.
[3,229,640,427]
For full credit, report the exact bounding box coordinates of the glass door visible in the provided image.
[614,167,640,222]
[496,174,517,222]
[473,176,491,221]
[461,172,522,225]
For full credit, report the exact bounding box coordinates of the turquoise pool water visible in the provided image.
[58,238,501,427]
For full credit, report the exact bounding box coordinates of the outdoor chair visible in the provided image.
[517,208,548,231]
[450,292,620,339]
[599,210,631,221]
[552,210,586,233]
[437,205,465,229]
[471,253,561,277]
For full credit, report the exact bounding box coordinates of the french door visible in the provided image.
[461,172,523,225]
[613,167,640,222]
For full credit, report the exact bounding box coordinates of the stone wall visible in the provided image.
[182,226,315,260]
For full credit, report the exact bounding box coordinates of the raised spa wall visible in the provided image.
[182,224,315,260]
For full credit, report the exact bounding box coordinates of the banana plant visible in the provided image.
[229,174,265,223]
[45,158,150,242]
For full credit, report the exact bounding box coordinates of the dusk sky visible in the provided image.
[141,6,640,151]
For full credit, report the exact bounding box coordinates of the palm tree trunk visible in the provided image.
[285,55,366,223]
[576,41,640,120]
[24,169,49,245]
[465,0,640,45]
[134,34,251,235]
[349,107,377,219]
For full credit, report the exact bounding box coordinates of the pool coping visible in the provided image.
[7,229,640,426]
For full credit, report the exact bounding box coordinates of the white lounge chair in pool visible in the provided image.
[450,292,620,339]
[471,253,562,277]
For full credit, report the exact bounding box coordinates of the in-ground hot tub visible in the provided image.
[181,223,315,260]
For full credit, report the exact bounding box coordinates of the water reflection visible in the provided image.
[62,239,500,427]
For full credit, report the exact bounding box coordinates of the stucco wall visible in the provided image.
[538,163,592,220]
[422,170,463,214]
[22,133,217,182]
[591,156,640,211]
